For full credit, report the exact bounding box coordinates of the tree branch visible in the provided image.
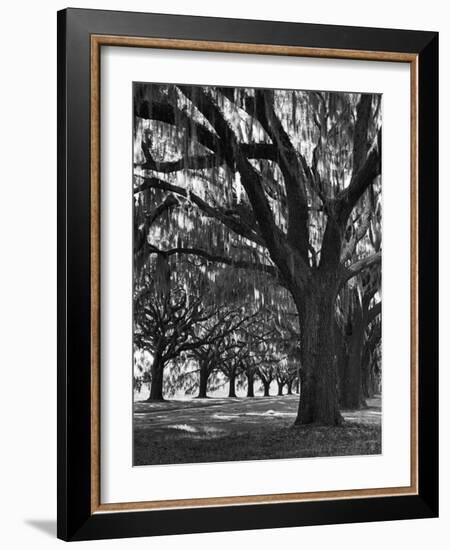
[340,206,372,263]
[178,86,300,286]
[137,144,278,173]
[367,301,382,325]
[343,251,382,283]
[134,175,264,246]
[149,245,280,279]
[337,130,381,224]
[134,194,179,256]
[138,153,222,173]
[253,90,310,259]
[134,92,226,161]
[352,94,373,174]
[241,142,278,161]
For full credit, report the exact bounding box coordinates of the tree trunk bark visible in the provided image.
[341,304,367,410]
[262,381,271,397]
[277,381,284,396]
[295,289,343,425]
[341,328,362,410]
[246,373,255,397]
[335,321,347,403]
[197,361,209,398]
[361,347,371,399]
[362,331,381,398]
[370,355,381,396]
[287,380,293,395]
[228,374,237,398]
[341,328,365,409]
[147,352,165,401]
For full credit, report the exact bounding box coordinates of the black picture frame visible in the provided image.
[57,7,438,541]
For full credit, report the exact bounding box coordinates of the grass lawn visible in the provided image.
[133,395,381,466]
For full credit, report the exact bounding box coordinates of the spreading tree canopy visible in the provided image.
[133,83,382,424]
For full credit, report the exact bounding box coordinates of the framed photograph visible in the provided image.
[57,8,438,541]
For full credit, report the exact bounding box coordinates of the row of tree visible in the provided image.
[133,256,380,406]
[133,83,382,425]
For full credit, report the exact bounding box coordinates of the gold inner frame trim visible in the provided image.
[90,34,419,514]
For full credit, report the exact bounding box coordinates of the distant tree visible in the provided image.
[190,305,259,398]
[257,363,277,397]
[134,259,250,400]
[275,359,299,396]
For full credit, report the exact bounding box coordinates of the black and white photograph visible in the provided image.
[132,83,382,466]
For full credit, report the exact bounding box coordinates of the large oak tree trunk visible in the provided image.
[335,321,347,403]
[361,348,372,399]
[262,381,271,397]
[197,361,209,398]
[277,381,284,396]
[341,327,365,409]
[228,374,237,398]
[341,301,368,410]
[295,289,343,426]
[147,351,165,401]
[362,329,381,399]
[246,373,255,397]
